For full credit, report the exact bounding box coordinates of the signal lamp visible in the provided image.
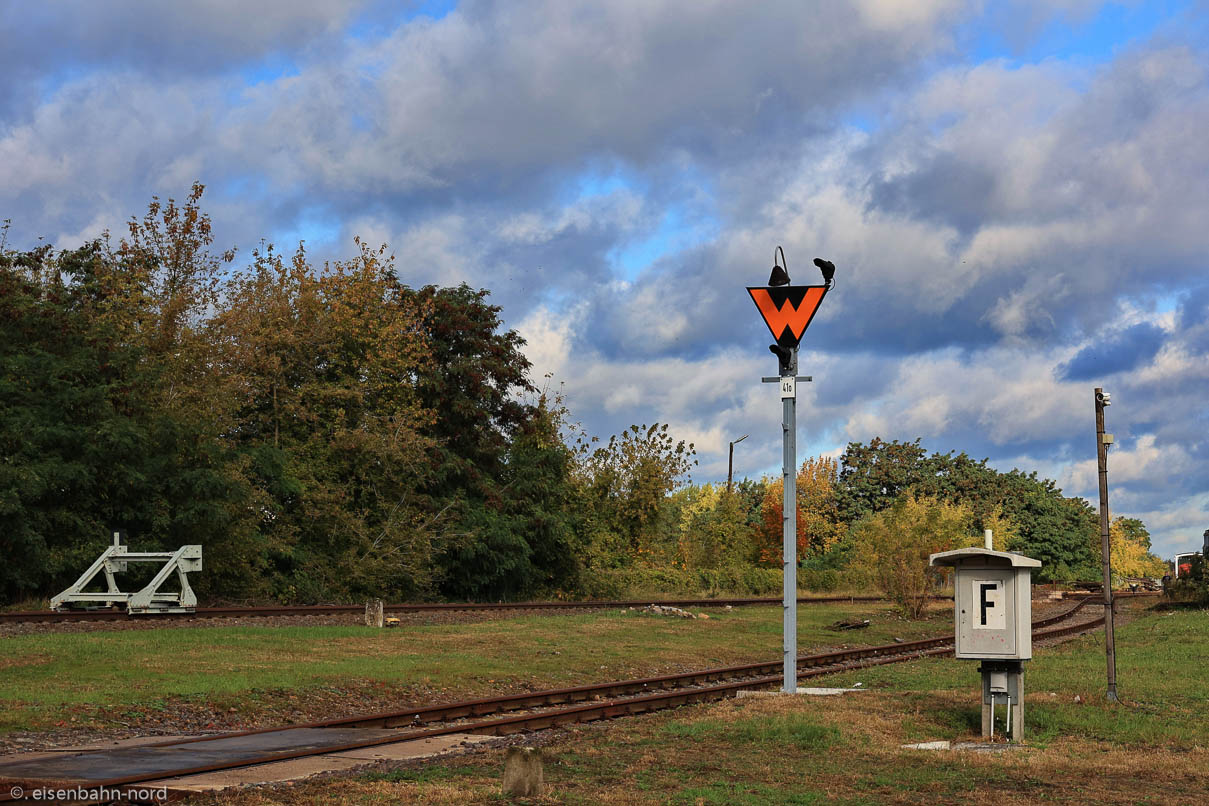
[768,245,790,286]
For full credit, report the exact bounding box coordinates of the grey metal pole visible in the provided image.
[728,443,735,495]
[782,349,798,693]
[727,434,748,496]
[1095,387,1119,703]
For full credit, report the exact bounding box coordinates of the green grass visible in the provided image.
[536,712,855,806]
[821,606,1209,747]
[0,601,949,733]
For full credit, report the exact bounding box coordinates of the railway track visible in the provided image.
[0,599,1107,801]
[2,591,1153,625]
[0,595,918,625]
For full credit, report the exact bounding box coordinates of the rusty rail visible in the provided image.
[0,595,935,624]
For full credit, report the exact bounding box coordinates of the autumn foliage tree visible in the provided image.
[0,210,254,601]
[754,456,842,566]
[1109,516,1167,579]
[0,186,585,604]
[673,483,752,570]
[848,494,990,617]
[204,241,441,601]
[575,423,696,569]
[836,438,1099,581]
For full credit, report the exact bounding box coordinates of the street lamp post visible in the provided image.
[1095,387,1119,703]
[727,434,748,495]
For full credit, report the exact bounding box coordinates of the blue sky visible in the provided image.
[966,0,1197,64]
[2,0,1207,559]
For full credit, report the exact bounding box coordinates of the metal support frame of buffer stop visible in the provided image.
[749,248,833,693]
[50,531,203,614]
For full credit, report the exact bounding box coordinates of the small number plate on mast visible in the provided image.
[780,377,795,399]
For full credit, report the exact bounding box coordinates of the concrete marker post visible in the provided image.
[365,599,384,628]
[503,746,544,796]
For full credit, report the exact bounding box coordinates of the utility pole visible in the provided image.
[727,434,748,495]
[1095,387,1118,703]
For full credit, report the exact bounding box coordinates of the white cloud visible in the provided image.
[3,1,1207,560]
[515,305,580,381]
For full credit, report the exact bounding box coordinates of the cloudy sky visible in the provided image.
[3,0,1207,559]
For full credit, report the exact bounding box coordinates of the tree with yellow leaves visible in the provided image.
[848,494,999,618]
[1109,516,1166,579]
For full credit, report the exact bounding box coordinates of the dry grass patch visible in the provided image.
[0,654,52,672]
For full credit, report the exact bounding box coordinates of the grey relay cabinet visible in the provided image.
[929,548,1040,660]
[930,546,1041,740]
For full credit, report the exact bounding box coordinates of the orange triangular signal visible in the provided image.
[748,285,827,349]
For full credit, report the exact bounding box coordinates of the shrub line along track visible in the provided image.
[0,599,1113,801]
[0,596,926,624]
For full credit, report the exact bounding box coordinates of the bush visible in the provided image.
[797,546,852,592]
[578,564,782,599]
[847,494,986,618]
[578,567,691,599]
[1167,558,1208,605]
[694,566,782,596]
[798,569,840,592]
[738,566,783,595]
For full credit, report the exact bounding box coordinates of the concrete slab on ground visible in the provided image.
[329,733,493,761]
[900,740,1024,753]
[144,733,495,791]
[58,735,209,752]
[952,741,1023,753]
[147,755,367,791]
[0,735,210,766]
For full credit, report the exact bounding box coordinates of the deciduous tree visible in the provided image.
[848,494,983,618]
[576,423,696,568]
[1109,516,1166,579]
[836,439,1100,581]
[209,241,438,601]
[0,242,254,601]
[754,456,843,566]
